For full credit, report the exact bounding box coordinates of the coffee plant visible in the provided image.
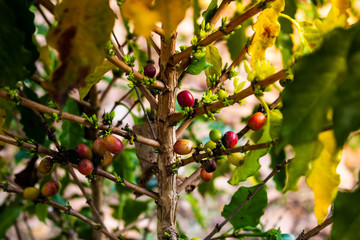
[0,0,359,239]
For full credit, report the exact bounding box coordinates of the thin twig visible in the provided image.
[295,216,333,240]
[180,141,274,167]
[0,90,161,148]
[106,56,164,90]
[211,37,252,93]
[0,183,119,240]
[99,76,119,103]
[134,87,157,140]
[153,25,165,37]
[38,0,55,13]
[19,89,62,151]
[111,38,124,61]
[204,158,292,239]
[95,168,159,200]
[149,36,161,56]
[110,88,134,112]
[170,70,287,125]
[0,133,158,201]
[65,163,108,231]
[170,0,275,65]
[177,168,201,194]
[208,0,234,27]
[115,100,139,127]
[35,3,52,26]
[0,134,57,156]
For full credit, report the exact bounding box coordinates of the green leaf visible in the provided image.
[193,0,201,35]
[112,148,137,193]
[331,187,360,240]
[19,87,47,144]
[226,19,252,61]
[46,0,114,105]
[221,185,268,230]
[202,0,218,24]
[59,98,85,149]
[129,41,148,69]
[333,29,360,147]
[183,194,205,229]
[229,113,272,185]
[185,55,212,75]
[0,1,32,88]
[205,45,222,86]
[270,148,286,192]
[5,0,39,75]
[277,0,296,67]
[0,200,22,239]
[284,140,322,191]
[280,27,354,149]
[122,197,149,226]
[79,61,115,100]
[35,203,48,223]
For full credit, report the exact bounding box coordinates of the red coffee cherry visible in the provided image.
[173,139,194,155]
[101,151,113,167]
[177,90,195,108]
[92,138,107,156]
[144,64,156,78]
[75,144,93,159]
[41,181,60,197]
[104,135,123,154]
[222,131,238,148]
[200,168,213,182]
[248,112,267,131]
[78,159,94,176]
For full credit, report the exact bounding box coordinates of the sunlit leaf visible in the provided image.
[205,45,222,87]
[331,187,360,240]
[221,185,268,229]
[185,55,212,75]
[122,0,159,37]
[226,19,252,61]
[79,61,115,100]
[202,0,218,24]
[306,131,341,224]
[46,0,114,105]
[155,0,191,38]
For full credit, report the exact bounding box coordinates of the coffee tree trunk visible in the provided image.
[156,34,178,239]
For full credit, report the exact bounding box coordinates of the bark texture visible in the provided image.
[156,34,178,239]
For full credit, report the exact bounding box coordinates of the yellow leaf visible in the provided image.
[122,0,160,37]
[79,61,115,100]
[248,0,284,66]
[46,0,114,105]
[155,0,191,38]
[306,130,341,224]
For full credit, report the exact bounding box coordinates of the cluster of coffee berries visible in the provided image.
[76,134,124,176]
[23,180,61,200]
